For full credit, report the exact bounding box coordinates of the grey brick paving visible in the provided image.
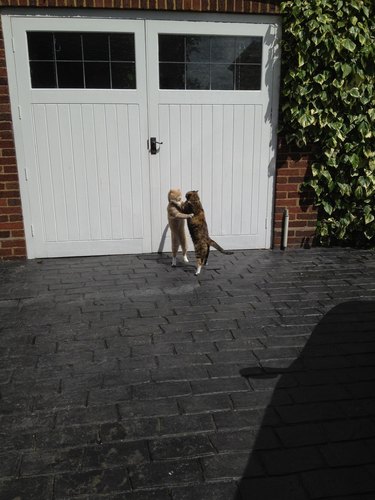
[0,248,375,499]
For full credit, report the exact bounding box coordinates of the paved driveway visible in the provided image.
[0,248,375,499]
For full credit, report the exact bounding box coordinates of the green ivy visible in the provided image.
[279,0,375,246]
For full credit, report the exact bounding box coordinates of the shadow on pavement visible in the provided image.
[235,301,375,500]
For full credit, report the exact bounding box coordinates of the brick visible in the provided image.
[239,475,309,500]
[0,477,53,500]
[301,467,375,499]
[128,460,202,489]
[171,482,239,500]
[260,446,324,475]
[82,441,149,469]
[210,428,279,452]
[149,434,215,460]
[203,451,263,480]
[54,468,131,497]
[190,377,249,395]
[132,381,191,400]
[214,408,280,430]
[179,394,232,414]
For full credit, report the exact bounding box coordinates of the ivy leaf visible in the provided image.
[341,64,352,78]
[342,38,356,52]
[348,88,360,98]
[322,200,333,215]
[298,113,315,128]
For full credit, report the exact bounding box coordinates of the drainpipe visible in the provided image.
[282,208,289,250]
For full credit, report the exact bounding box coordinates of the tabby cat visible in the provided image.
[167,188,193,267]
[176,190,233,275]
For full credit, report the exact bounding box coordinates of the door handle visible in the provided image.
[150,137,163,155]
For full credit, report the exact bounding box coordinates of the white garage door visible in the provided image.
[3,14,280,258]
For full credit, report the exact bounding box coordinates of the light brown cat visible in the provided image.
[167,188,193,267]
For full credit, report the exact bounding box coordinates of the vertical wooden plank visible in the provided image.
[93,104,112,240]
[58,104,80,241]
[251,105,262,235]
[82,104,101,240]
[46,104,68,242]
[221,105,234,235]
[180,104,192,193]
[70,105,91,241]
[32,104,57,242]
[158,104,170,236]
[231,105,245,235]
[241,105,255,235]
[191,105,202,190]
[117,105,134,239]
[169,104,182,189]
[212,105,224,236]
[105,104,123,240]
[202,105,213,228]
[128,104,144,239]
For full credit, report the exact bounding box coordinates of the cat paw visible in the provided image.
[183,255,189,263]
[188,213,194,218]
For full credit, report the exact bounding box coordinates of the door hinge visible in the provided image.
[30,224,34,237]
[18,105,22,120]
[11,37,15,53]
[265,217,268,230]
[24,168,28,181]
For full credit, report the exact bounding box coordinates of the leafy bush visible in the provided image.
[279,0,375,246]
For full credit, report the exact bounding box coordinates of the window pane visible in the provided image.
[111,62,136,89]
[186,36,210,63]
[27,32,54,60]
[186,63,209,90]
[83,33,109,61]
[159,35,185,62]
[211,64,234,90]
[211,36,236,63]
[55,33,82,61]
[30,62,56,88]
[57,62,84,88]
[110,34,135,62]
[85,62,110,88]
[160,63,185,89]
[236,64,262,90]
[236,37,262,64]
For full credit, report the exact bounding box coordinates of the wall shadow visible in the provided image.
[235,301,375,500]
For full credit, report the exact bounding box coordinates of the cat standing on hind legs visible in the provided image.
[175,190,233,276]
[167,188,193,267]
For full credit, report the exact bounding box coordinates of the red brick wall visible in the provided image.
[0,21,27,259]
[273,140,317,249]
[1,1,316,260]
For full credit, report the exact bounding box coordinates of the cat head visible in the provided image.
[185,190,199,202]
[168,188,183,204]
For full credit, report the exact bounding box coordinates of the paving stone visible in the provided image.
[171,481,239,500]
[132,381,191,400]
[178,394,232,414]
[54,467,130,498]
[149,434,215,460]
[128,459,202,489]
[301,466,375,499]
[203,451,264,480]
[82,441,149,469]
[0,476,53,500]
[238,474,309,500]
[210,428,278,452]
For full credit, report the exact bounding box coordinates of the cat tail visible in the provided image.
[209,239,234,255]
